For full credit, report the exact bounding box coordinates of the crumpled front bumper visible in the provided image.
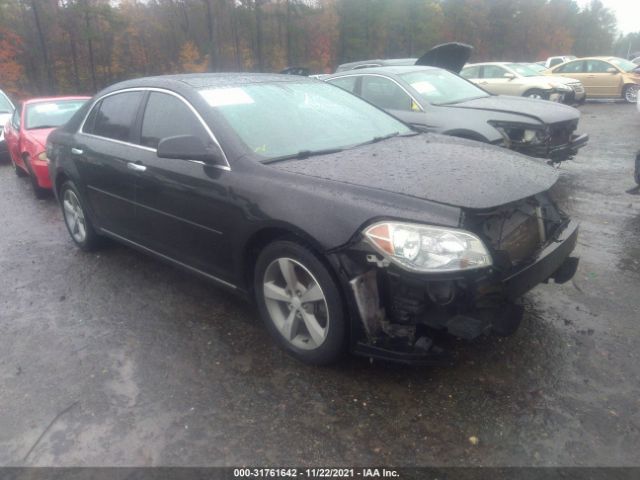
[340,220,579,366]
[515,133,589,162]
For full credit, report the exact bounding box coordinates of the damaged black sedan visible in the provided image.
[47,73,579,365]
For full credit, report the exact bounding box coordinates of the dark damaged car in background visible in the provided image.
[46,73,579,365]
[326,43,588,163]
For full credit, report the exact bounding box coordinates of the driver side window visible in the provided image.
[555,61,584,74]
[360,76,413,112]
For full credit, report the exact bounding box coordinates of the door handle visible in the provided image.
[127,162,147,172]
[71,147,84,155]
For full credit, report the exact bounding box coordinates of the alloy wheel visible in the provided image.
[63,189,87,243]
[624,85,639,103]
[262,257,329,350]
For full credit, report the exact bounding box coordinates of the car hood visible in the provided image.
[25,128,55,148]
[415,42,473,73]
[449,95,579,124]
[270,134,558,210]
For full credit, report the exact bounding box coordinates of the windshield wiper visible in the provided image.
[262,147,344,164]
[351,131,418,149]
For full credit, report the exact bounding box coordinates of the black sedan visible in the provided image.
[47,73,579,365]
[324,66,588,163]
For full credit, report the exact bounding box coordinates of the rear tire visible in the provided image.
[623,84,639,104]
[59,180,102,251]
[254,239,347,365]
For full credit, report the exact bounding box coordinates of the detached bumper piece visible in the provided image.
[515,132,589,163]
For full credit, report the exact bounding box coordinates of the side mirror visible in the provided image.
[157,135,223,164]
[503,72,516,80]
[606,67,618,74]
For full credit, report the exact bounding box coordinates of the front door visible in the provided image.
[131,91,234,281]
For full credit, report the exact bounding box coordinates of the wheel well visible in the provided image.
[242,227,327,292]
[55,172,70,199]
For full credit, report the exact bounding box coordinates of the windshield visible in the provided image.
[0,93,13,114]
[608,57,638,73]
[26,99,87,130]
[399,69,489,105]
[506,63,543,77]
[523,63,547,73]
[200,81,411,161]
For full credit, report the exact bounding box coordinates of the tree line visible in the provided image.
[0,0,635,99]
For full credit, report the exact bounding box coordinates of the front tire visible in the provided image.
[254,240,347,365]
[524,89,545,100]
[635,152,640,186]
[59,180,102,251]
[623,84,639,104]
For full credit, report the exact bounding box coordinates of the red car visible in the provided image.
[4,96,89,197]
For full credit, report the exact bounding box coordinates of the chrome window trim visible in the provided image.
[326,73,425,112]
[78,87,231,171]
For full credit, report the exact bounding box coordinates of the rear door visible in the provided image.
[552,60,589,93]
[130,90,233,280]
[74,90,145,238]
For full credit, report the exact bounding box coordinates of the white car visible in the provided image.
[0,89,15,159]
[545,56,577,69]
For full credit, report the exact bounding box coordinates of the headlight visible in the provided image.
[363,221,492,273]
[37,151,49,163]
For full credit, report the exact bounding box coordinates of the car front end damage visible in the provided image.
[329,192,579,365]
[491,119,588,163]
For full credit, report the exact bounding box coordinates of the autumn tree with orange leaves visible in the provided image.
[0,0,627,100]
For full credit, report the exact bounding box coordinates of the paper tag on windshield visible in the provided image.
[410,81,436,94]
[200,88,254,107]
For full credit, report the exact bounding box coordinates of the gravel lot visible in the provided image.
[0,102,639,466]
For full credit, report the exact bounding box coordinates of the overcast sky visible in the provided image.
[577,0,640,35]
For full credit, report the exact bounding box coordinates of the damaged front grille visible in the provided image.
[549,119,578,147]
[465,196,563,269]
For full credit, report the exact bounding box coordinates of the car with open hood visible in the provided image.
[47,73,579,365]
[460,62,585,104]
[548,57,640,103]
[329,43,588,162]
[4,96,90,197]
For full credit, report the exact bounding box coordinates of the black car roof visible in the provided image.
[99,72,314,96]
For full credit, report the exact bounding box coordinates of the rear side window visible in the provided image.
[361,76,413,111]
[328,76,358,93]
[140,92,210,149]
[555,61,584,74]
[88,91,144,142]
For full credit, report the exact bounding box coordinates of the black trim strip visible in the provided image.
[100,228,237,290]
[87,185,223,236]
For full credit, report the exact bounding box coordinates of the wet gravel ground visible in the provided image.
[0,102,639,467]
